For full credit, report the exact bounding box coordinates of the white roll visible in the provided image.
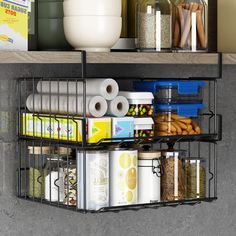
[106,96,129,117]
[26,94,108,118]
[36,79,119,100]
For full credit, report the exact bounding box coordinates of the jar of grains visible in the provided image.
[137,0,172,51]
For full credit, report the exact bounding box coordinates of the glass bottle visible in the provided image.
[172,0,208,51]
[137,0,172,51]
[161,149,186,201]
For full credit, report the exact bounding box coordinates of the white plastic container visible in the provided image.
[77,150,109,211]
[109,148,138,206]
[119,91,154,117]
[134,117,154,138]
[138,151,161,204]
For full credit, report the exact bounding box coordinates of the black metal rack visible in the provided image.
[17,51,222,213]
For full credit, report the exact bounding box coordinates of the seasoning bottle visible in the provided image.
[172,0,208,51]
[137,0,172,51]
[184,158,206,199]
[44,147,72,203]
[28,146,51,198]
[161,149,187,201]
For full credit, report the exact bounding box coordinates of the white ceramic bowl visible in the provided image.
[64,16,122,52]
[63,0,121,17]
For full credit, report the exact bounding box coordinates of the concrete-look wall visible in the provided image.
[0,64,235,236]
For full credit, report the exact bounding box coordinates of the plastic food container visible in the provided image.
[138,151,161,204]
[154,104,204,136]
[134,117,154,138]
[161,149,187,201]
[133,80,206,104]
[184,158,206,199]
[119,91,154,117]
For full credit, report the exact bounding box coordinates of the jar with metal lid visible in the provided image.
[137,0,172,51]
[161,149,186,201]
[172,0,208,51]
[184,157,206,199]
[44,147,72,203]
[63,158,77,206]
[138,150,161,203]
[28,146,53,198]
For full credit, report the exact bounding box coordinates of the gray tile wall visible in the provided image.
[0,64,235,236]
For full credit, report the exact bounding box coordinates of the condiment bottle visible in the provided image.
[137,0,172,51]
[172,0,208,51]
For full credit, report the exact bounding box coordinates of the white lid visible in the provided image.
[134,118,154,126]
[119,91,154,104]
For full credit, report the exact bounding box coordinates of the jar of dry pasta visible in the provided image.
[161,149,187,201]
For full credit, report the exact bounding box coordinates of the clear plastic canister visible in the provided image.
[138,151,161,204]
[161,149,186,201]
[184,158,206,199]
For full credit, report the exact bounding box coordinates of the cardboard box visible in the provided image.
[0,0,28,50]
[22,113,112,144]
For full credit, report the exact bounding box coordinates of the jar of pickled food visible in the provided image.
[184,158,206,199]
[172,0,208,51]
[161,149,187,201]
[137,0,172,51]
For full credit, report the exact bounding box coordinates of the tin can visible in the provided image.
[109,148,138,206]
[77,150,109,210]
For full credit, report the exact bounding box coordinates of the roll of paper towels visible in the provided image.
[26,94,108,117]
[107,96,129,117]
[36,79,119,100]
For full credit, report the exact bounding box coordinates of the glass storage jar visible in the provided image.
[44,147,72,203]
[172,0,208,51]
[134,117,154,138]
[154,104,204,136]
[161,149,187,201]
[184,158,206,199]
[137,0,172,51]
[28,146,52,198]
[138,150,161,203]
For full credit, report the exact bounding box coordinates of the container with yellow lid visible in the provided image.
[138,150,161,204]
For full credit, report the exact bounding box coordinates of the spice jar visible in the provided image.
[137,0,172,51]
[172,0,208,51]
[161,149,186,201]
[28,146,52,198]
[138,150,161,203]
[184,158,206,199]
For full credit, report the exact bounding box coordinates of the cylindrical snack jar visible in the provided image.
[138,151,161,203]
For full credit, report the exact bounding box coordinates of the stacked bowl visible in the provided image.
[38,0,71,50]
[63,0,122,52]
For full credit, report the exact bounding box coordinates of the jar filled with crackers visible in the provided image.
[172,0,208,51]
[154,104,204,136]
[161,149,187,201]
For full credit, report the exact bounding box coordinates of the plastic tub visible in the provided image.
[133,80,206,104]
[119,91,154,117]
[134,117,154,138]
[154,104,205,136]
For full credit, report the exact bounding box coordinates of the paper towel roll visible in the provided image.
[36,79,119,100]
[107,96,129,117]
[26,94,108,117]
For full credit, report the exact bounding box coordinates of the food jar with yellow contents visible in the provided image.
[154,104,204,136]
[161,149,187,201]
[109,148,138,206]
[184,158,206,199]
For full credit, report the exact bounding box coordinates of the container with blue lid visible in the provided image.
[133,80,206,104]
[154,104,205,137]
